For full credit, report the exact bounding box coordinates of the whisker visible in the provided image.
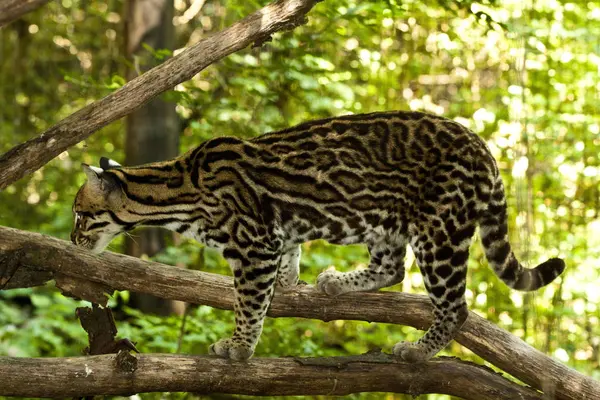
[106,242,119,251]
[124,232,139,246]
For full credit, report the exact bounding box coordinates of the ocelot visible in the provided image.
[71,110,565,362]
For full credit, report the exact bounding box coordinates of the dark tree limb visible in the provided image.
[0,0,51,27]
[0,0,323,189]
[77,304,139,355]
[0,352,542,399]
[1,226,598,400]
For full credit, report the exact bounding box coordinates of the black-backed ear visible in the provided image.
[100,157,122,170]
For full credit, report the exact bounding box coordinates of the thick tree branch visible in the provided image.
[0,352,542,399]
[0,0,51,27]
[1,226,598,400]
[0,0,322,189]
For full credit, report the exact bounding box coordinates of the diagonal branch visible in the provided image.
[0,352,542,399]
[0,0,323,189]
[0,0,51,27]
[1,226,598,400]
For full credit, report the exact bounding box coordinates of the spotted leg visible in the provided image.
[276,245,301,290]
[317,238,407,296]
[393,219,474,362]
[209,246,280,360]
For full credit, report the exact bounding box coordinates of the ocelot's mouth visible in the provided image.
[71,230,105,250]
[72,234,95,249]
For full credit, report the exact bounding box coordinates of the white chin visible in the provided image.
[91,234,115,254]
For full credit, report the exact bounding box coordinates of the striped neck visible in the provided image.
[103,158,209,228]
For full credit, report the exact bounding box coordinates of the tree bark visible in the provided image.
[0,352,542,399]
[0,0,323,190]
[0,0,50,27]
[123,0,183,316]
[0,226,598,400]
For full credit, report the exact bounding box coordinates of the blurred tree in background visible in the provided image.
[123,0,184,316]
[0,0,599,398]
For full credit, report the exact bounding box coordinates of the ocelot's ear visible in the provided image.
[82,164,121,195]
[82,164,103,186]
[99,157,121,170]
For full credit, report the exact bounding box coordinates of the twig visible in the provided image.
[176,304,191,353]
[0,0,51,27]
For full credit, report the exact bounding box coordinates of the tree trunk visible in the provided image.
[123,0,183,315]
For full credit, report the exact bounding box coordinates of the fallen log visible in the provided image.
[0,352,542,399]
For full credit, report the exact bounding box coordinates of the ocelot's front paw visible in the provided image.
[392,341,430,363]
[209,337,254,361]
[316,269,346,296]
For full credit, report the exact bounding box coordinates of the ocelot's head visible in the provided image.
[71,158,131,253]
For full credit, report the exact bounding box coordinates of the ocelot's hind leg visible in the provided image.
[317,238,407,296]
[393,220,474,362]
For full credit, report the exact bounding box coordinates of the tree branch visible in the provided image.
[1,226,598,400]
[0,0,51,27]
[0,0,322,189]
[0,352,542,399]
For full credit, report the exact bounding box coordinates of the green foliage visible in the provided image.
[1,0,600,398]
[0,287,88,357]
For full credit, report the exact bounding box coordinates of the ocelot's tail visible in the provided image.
[479,179,565,291]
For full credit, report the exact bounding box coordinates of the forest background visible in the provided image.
[0,0,599,399]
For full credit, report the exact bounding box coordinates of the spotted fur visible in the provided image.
[71,111,565,361]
